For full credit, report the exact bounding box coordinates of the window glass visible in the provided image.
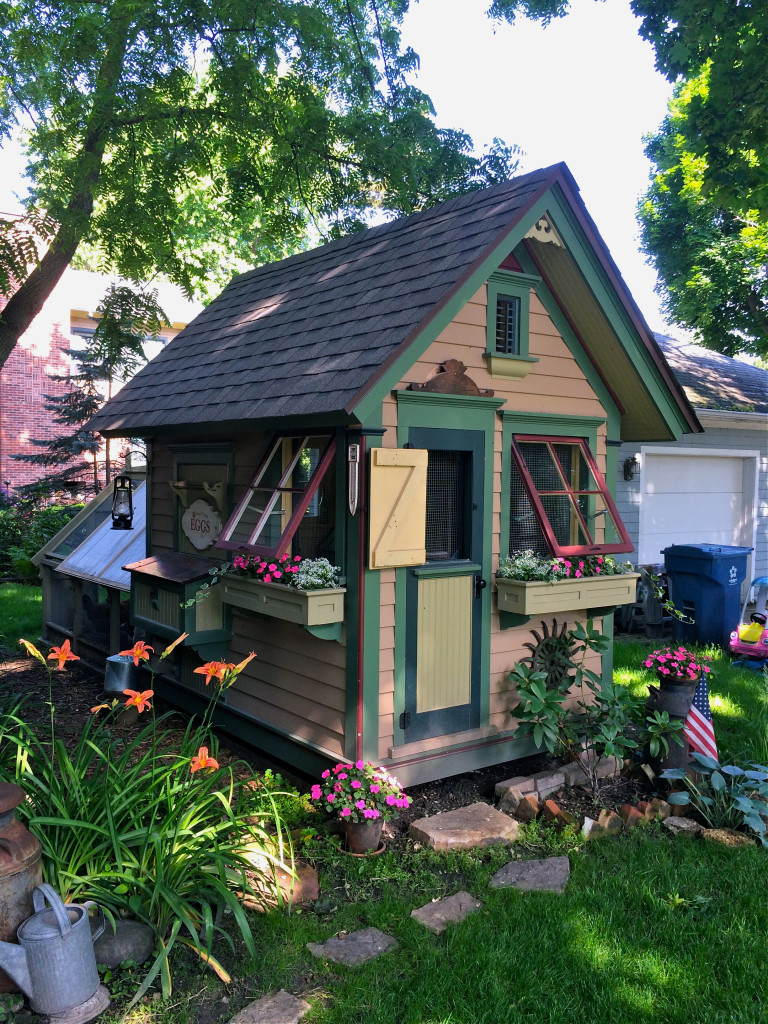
[219,434,335,559]
[510,435,631,556]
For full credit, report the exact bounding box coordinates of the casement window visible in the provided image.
[218,433,336,560]
[509,434,632,557]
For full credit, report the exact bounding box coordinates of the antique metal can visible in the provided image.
[0,783,42,992]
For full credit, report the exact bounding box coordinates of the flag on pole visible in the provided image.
[684,676,718,761]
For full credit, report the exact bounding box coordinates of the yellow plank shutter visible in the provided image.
[368,448,427,569]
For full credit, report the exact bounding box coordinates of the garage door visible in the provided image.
[638,450,756,566]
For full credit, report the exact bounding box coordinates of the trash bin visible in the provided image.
[662,544,752,647]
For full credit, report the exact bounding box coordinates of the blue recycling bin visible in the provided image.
[662,544,752,647]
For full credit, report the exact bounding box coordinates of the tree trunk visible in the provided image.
[0,11,132,371]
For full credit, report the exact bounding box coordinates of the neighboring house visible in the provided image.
[0,261,201,494]
[89,163,700,784]
[617,335,768,583]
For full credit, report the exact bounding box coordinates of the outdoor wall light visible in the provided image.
[111,475,133,530]
[623,455,640,481]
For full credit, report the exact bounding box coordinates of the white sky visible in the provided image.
[402,0,675,331]
[0,0,674,330]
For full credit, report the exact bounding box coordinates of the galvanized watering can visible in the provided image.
[0,883,105,1016]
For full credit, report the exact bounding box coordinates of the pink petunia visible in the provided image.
[310,785,322,799]
[355,760,365,769]
[351,779,362,788]
[327,793,335,802]
[370,784,380,793]
[355,799,366,809]
[340,807,351,817]
[322,770,330,778]
[385,794,397,805]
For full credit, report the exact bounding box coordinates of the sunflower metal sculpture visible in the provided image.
[518,619,578,689]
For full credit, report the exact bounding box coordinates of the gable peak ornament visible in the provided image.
[409,359,494,397]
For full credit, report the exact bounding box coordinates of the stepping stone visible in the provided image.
[701,828,755,848]
[306,927,396,966]
[490,856,571,893]
[228,990,310,1024]
[410,891,483,935]
[409,802,520,851]
[93,919,154,968]
[662,816,703,836]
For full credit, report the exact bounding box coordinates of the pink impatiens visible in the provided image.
[309,759,410,824]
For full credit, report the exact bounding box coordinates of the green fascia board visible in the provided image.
[352,192,556,425]
[539,187,691,438]
[105,410,358,439]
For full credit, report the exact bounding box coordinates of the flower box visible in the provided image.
[220,576,345,627]
[496,573,640,621]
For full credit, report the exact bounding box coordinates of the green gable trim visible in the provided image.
[486,270,538,360]
[352,191,556,424]
[395,392,505,416]
[540,187,692,438]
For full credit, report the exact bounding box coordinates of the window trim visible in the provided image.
[217,432,335,559]
[509,432,632,557]
[483,271,539,381]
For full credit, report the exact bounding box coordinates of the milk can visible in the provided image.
[0,782,42,992]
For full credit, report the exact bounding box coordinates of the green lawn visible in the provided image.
[0,582,42,648]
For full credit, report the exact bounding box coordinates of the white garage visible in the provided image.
[637,446,759,570]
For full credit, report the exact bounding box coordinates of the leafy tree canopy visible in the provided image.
[0,0,521,369]
[638,79,768,358]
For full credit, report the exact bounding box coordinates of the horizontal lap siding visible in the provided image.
[150,434,347,758]
[377,284,610,758]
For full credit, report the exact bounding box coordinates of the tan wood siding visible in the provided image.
[377,283,610,760]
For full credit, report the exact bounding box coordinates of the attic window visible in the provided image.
[496,294,521,355]
[510,435,632,557]
[217,433,336,560]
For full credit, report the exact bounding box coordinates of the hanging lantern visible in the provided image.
[111,475,133,530]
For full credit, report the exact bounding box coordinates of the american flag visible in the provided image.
[684,676,718,761]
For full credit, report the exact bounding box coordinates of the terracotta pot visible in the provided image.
[341,819,383,854]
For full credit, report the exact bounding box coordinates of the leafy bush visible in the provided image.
[0,501,82,577]
[662,753,768,843]
[7,638,289,1006]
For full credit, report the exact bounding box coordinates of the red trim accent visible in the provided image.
[511,434,633,555]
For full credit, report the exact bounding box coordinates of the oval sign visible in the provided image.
[181,499,222,550]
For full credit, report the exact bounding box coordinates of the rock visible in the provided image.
[306,927,396,966]
[490,856,570,893]
[409,802,520,851]
[228,990,310,1024]
[597,809,624,835]
[410,891,483,935]
[93,919,155,968]
[700,828,756,848]
[581,817,604,840]
[542,800,577,828]
[650,798,672,820]
[619,804,644,829]
[513,793,541,823]
[662,816,703,836]
[636,800,655,821]
[531,770,565,799]
[497,787,523,815]
[494,775,535,799]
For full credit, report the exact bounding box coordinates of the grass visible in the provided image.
[5,627,767,1023]
[0,582,42,647]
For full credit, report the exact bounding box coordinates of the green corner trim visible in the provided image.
[395,392,505,414]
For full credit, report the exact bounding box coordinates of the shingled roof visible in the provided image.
[656,335,768,415]
[90,163,699,439]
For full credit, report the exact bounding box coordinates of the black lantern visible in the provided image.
[111,475,133,530]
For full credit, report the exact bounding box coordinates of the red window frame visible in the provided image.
[511,434,632,556]
[217,432,335,559]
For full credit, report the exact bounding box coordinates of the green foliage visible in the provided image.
[662,753,768,843]
[509,620,638,794]
[517,817,581,855]
[642,709,685,760]
[0,502,81,576]
[0,0,522,368]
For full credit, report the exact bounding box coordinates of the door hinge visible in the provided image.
[399,711,411,730]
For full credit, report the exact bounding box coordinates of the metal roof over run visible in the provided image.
[57,481,147,591]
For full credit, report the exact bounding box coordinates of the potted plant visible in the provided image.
[495,550,639,623]
[643,645,712,685]
[309,761,410,853]
[214,554,346,632]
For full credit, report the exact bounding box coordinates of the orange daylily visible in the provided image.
[190,746,220,773]
[90,703,111,714]
[119,641,154,667]
[159,633,189,661]
[19,639,47,666]
[231,651,257,676]
[192,660,229,686]
[123,689,154,713]
[47,639,80,671]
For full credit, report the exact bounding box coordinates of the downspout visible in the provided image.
[355,433,367,761]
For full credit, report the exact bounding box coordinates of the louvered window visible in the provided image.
[218,433,336,560]
[509,434,632,556]
[496,294,521,355]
